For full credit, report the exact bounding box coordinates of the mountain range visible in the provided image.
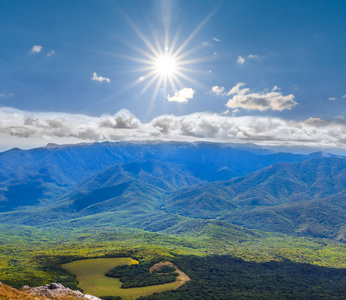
[0,141,345,242]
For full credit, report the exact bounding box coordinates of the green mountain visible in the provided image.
[0,142,344,241]
[163,158,346,240]
[0,141,331,212]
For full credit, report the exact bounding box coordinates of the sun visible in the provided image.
[155,55,176,76]
[127,43,198,98]
[119,4,216,110]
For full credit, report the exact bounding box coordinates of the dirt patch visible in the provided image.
[149,261,190,289]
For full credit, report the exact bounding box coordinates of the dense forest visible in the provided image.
[106,262,178,288]
[140,255,346,300]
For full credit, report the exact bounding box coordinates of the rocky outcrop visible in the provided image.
[23,282,102,299]
[0,281,101,300]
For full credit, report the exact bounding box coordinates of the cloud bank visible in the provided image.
[0,107,345,151]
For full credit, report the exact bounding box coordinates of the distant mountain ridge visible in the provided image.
[0,141,339,208]
[0,141,344,242]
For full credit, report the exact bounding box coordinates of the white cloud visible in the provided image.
[221,109,230,115]
[31,45,43,53]
[211,86,225,96]
[335,116,344,120]
[0,107,346,151]
[226,83,297,111]
[305,117,327,126]
[92,72,110,83]
[46,50,55,57]
[227,82,249,96]
[167,88,195,103]
[139,76,146,82]
[213,37,221,42]
[329,97,336,101]
[342,95,346,99]
[237,56,245,64]
[248,54,259,59]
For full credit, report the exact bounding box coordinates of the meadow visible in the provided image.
[62,258,183,299]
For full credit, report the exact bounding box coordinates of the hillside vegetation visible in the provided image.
[164,158,346,240]
[0,142,344,242]
[0,142,345,299]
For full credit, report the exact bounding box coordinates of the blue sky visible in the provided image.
[0,0,346,152]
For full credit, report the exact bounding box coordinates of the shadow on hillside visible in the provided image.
[140,254,346,300]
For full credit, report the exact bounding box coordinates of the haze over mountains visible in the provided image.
[0,141,345,243]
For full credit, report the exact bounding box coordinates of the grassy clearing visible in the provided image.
[62,258,182,299]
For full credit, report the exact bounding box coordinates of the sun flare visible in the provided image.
[120,6,215,111]
[155,55,176,76]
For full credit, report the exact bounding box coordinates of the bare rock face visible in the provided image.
[24,282,101,300]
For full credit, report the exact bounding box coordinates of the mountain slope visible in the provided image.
[0,142,344,241]
[0,141,330,212]
[163,158,346,239]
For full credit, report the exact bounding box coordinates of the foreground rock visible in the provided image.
[0,281,101,300]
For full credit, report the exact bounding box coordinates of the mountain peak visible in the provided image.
[308,151,332,158]
[45,143,61,148]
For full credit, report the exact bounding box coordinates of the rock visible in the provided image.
[85,295,102,300]
[23,282,102,300]
[48,282,63,290]
[22,285,30,290]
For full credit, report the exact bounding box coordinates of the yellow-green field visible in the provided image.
[62,258,182,299]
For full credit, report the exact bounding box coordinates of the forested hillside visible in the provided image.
[0,142,345,299]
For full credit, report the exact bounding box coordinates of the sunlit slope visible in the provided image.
[164,158,346,240]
